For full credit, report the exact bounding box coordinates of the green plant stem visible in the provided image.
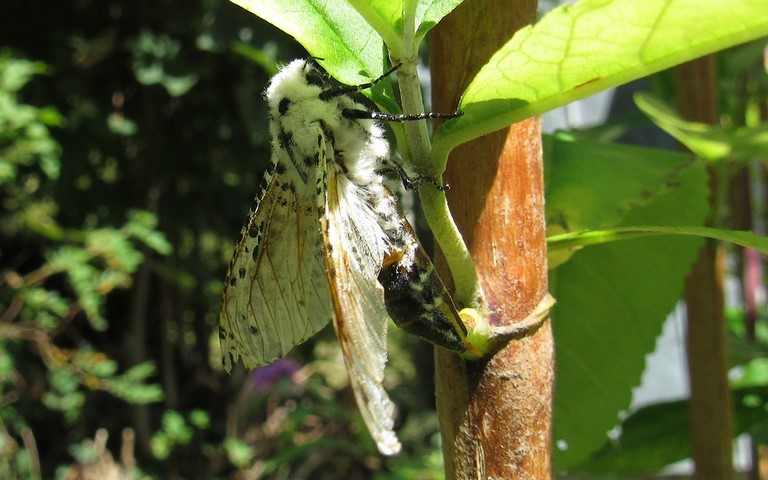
[393,1,480,309]
[394,0,431,174]
[419,187,480,307]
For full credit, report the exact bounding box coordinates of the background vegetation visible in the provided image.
[0,1,450,478]
[1,0,767,478]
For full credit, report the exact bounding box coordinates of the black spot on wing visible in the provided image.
[248,222,261,238]
[304,153,320,167]
[335,153,349,174]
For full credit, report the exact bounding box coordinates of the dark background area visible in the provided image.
[0,1,442,478]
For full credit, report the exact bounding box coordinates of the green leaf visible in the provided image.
[150,435,172,460]
[85,229,144,273]
[0,161,16,185]
[47,245,91,273]
[162,411,193,442]
[0,55,62,187]
[124,209,173,255]
[433,0,768,157]
[107,381,164,404]
[414,0,464,42]
[73,350,118,377]
[733,358,768,389]
[0,53,48,92]
[224,438,255,468]
[577,399,692,474]
[98,360,163,404]
[345,0,403,53]
[120,361,158,382]
[544,134,699,269]
[19,201,64,240]
[573,385,768,474]
[189,409,211,429]
[47,245,111,330]
[107,113,138,136]
[43,369,85,423]
[19,287,69,326]
[230,42,280,75]
[550,161,709,469]
[544,134,696,232]
[635,92,768,162]
[345,0,464,53]
[230,0,401,111]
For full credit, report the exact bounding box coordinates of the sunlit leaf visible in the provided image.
[635,92,768,162]
[433,0,768,158]
[230,0,400,110]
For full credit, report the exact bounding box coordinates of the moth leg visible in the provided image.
[378,158,449,191]
[342,108,461,191]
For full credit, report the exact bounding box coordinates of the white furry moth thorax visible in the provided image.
[218,58,467,455]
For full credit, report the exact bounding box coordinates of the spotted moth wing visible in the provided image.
[219,58,466,456]
[218,150,334,373]
[318,133,402,455]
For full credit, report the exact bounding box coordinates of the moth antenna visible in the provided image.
[315,61,462,121]
[320,63,402,100]
[343,109,463,122]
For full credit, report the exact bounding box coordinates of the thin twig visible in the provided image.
[20,427,41,480]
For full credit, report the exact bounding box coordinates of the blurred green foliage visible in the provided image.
[0,49,168,477]
[0,1,448,478]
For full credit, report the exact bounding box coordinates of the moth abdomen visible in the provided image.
[378,250,467,352]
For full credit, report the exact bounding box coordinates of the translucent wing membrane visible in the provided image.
[322,156,400,454]
[219,169,333,372]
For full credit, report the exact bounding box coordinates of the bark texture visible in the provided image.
[431,1,554,478]
[679,57,735,480]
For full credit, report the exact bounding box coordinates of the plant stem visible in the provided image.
[393,1,480,308]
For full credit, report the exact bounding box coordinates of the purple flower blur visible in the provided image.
[248,359,301,392]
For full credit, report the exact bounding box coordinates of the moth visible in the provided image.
[219,58,467,455]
